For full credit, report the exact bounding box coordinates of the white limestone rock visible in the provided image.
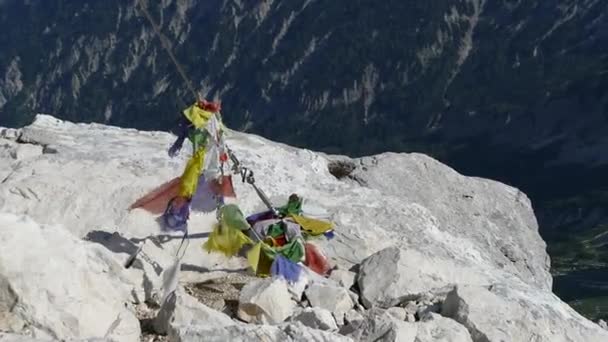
[305,283,354,318]
[84,230,175,305]
[352,152,551,290]
[0,214,140,342]
[291,307,338,331]
[153,287,234,335]
[237,278,296,324]
[442,284,608,342]
[357,246,491,308]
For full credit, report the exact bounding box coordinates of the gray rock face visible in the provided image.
[153,287,234,335]
[0,214,140,342]
[237,278,296,324]
[357,247,491,308]
[441,284,608,342]
[305,283,354,318]
[170,322,353,342]
[291,307,338,331]
[352,153,552,291]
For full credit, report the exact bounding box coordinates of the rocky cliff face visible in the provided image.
[0,114,606,341]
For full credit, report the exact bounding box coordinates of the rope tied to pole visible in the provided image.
[135,0,200,102]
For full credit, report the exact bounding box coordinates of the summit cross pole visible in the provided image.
[133,0,276,244]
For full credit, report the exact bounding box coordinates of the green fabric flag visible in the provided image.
[276,238,305,263]
[267,222,286,238]
[278,196,303,217]
[221,204,250,231]
[188,128,208,151]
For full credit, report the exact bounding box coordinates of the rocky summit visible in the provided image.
[2,0,608,321]
[0,114,607,341]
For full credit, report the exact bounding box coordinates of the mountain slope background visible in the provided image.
[0,0,607,319]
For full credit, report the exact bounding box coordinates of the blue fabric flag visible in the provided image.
[270,254,302,283]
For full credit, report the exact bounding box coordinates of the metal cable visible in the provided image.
[135,0,199,102]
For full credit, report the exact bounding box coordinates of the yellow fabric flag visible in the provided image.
[257,250,273,277]
[178,148,206,198]
[291,215,334,235]
[247,242,262,273]
[202,223,253,257]
[183,104,214,129]
[246,242,275,277]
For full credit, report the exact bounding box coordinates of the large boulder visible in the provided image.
[352,153,552,291]
[0,214,140,342]
[153,287,234,335]
[237,278,296,324]
[442,284,608,342]
[304,283,354,318]
[84,230,176,304]
[357,247,491,308]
